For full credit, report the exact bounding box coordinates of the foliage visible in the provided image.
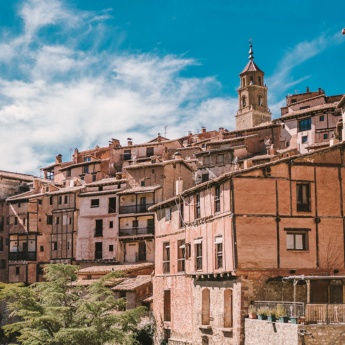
[0,264,147,345]
[248,305,257,314]
[275,304,287,318]
[257,306,269,316]
[267,307,276,317]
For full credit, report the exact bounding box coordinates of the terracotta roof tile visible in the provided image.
[111,275,152,291]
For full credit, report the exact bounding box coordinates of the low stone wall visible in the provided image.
[245,319,299,345]
[245,319,345,345]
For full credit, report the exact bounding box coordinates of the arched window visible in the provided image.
[258,95,263,106]
[224,289,233,328]
[258,76,262,85]
[242,77,245,87]
[202,288,210,325]
[242,96,246,107]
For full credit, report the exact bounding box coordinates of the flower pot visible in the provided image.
[249,313,257,319]
[279,316,289,323]
[258,315,267,320]
[267,315,276,322]
[290,317,298,324]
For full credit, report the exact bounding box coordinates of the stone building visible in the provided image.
[151,142,345,345]
[274,87,343,153]
[76,177,126,265]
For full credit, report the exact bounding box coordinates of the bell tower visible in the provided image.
[235,43,271,130]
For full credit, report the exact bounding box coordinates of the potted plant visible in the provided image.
[276,304,289,323]
[267,307,277,322]
[290,316,298,324]
[257,306,269,320]
[248,305,257,319]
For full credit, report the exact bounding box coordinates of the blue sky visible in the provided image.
[0,0,344,174]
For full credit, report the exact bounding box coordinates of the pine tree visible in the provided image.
[0,264,147,345]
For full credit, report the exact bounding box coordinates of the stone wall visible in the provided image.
[245,318,345,345]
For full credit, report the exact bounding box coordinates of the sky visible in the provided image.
[0,0,344,175]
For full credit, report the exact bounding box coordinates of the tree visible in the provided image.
[0,264,147,345]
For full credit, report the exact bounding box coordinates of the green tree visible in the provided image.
[0,264,147,345]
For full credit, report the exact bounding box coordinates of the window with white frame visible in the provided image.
[177,240,185,272]
[286,229,309,250]
[215,236,223,269]
[195,239,203,271]
[163,242,170,273]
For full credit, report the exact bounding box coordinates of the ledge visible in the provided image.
[217,327,233,332]
[198,325,212,330]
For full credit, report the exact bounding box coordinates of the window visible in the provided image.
[140,180,145,187]
[258,76,262,86]
[177,240,185,272]
[286,141,290,147]
[204,156,211,166]
[164,290,171,321]
[55,216,60,224]
[258,95,263,106]
[133,220,139,228]
[242,96,246,107]
[84,157,91,162]
[40,245,44,252]
[163,242,170,273]
[52,242,57,250]
[146,147,154,157]
[297,183,311,212]
[195,194,200,219]
[0,237,3,251]
[91,199,100,208]
[165,207,171,221]
[46,215,52,224]
[50,196,53,205]
[140,197,147,212]
[18,203,21,208]
[83,165,89,174]
[147,219,154,234]
[250,76,254,84]
[300,106,310,110]
[109,245,114,251]
[323,133,328,139]
[98,186,103,191]
[15,267,20,275]
[108,197,116,213]
[215,237,223,269]
[14,217,18,225]
[216,154,224,165]
[179,203,184,228]
[109,221,113,228]
[215,185,221,213]
[95,242,102,259]
[64,195,68,204]
[224,289,233,328]
[201,173,209,183]
[201,289,210,325]
[195,239,203,271]
[38,200,42,205]
[92,174,96,182]
[66,169,71,178]
[286,229,309,250]
[302,135,308,144]
[0,259,6,269]
[298,118,311,132]
[320,115,325,122]
[242,77,245,87]
[95,219,103,237]
[124,150,131,161]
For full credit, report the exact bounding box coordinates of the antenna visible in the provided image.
[69,148,72,161]
[164,125,167,138]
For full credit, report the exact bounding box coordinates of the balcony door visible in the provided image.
[140,197,146,212]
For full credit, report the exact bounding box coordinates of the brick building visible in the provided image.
[151,142,345,345]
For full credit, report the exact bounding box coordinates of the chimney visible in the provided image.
[219,127,224,140]
[318,88,322,95]
[157,133,162,142]
[176,178,183,195]
[306,86,310,93]
[55,154,62,164]
[127,138,133,146]
[268,145,277,156]
[201,126,206,133]
[174,151,182,160]
[188,131,192,136]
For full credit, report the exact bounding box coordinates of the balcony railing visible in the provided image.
[306,304,345,324]
[119,226,154,237]
[254,301,305,317]
[9,251,36,261]
[119,204,154,214]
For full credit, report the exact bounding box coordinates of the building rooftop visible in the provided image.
[77,262,154,275]
[111,275,151,291]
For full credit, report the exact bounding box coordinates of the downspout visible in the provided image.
[230,176,238,270]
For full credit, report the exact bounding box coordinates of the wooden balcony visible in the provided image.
[119,226,154,237]
[306,304,345,324]
[9,251,36,261]
[119,203,154,214]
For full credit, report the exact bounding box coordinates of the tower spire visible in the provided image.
[248,40,254,61]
